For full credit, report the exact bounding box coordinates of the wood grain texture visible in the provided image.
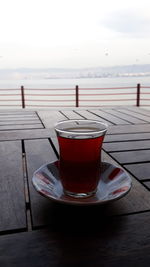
[0,140,26,232]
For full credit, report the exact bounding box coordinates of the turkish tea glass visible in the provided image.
[55,120,107,198]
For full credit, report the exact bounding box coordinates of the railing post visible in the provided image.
[21,86,25,108]
[75,85,79,107]
[136,83,140,107]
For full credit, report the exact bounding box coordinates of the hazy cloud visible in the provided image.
[101,8,150,38]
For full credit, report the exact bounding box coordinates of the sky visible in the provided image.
[0,0,150,69]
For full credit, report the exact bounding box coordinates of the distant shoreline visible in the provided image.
[0,64,150,80]
[1,74,150,81]
[44,74,150,79]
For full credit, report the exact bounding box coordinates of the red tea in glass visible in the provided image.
[55,120,107,198]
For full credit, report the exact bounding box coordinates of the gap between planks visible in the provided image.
[21,140,32,231]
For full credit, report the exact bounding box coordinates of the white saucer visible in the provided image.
[32,161,132,206]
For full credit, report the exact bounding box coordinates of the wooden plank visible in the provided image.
[73,110,113,125]
[0,120,41,126]
[0,116,38,122]
[116,108,150,123]
[0,140,26,232]
[0,117,40,123]
[123,162,150,180]
[0,111,35,115]
[107,124,150,135]
[60,110,85,119]
[38,110,67,137]
[103,108,147,124]
[38,110,67,127]
[102,151,150,214]
[0,124,44,130]
[0,114,37,119]
[25,139,58,228]
[89,109,131,125]
[103,140,150,152]
[126,106,150,116]
[104,132,150,142]
[0,129,52,141]
[110,149,150,164]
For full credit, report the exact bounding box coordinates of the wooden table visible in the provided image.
[1,107,150,266]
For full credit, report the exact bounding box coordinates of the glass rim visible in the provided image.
[54,119,108,135]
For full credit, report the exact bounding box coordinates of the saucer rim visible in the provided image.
[32,160,132,206]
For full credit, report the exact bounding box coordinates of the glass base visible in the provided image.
[64,189,96,198]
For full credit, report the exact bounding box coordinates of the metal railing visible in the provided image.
[0,83,149,108]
